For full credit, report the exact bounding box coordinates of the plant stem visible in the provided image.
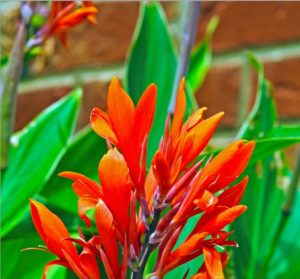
[257,147,300,279]
[1,22,25,170]
[132,208,160,279]
[168,1,201,115]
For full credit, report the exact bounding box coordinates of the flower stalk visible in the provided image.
[1,21,25,170]
[168,0,201,114]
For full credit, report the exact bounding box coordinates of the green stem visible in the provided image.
[131,208,160,279]
[168,1,201,115]
[1,22,26,170]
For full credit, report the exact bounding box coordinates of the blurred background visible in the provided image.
[1,1,300,160]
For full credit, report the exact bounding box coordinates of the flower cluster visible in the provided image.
[27,1,98,48]
[30,77,254,278]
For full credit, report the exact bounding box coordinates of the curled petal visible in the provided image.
[204,140,255,193]
[203,246,224,279]
[194,190,218,212]
[90,108,118,145]
[78,197,98,227]
[30,200,77,260]
[182,112,224,168]
[194,205,247,235]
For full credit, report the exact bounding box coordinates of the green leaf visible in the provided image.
[267,189,300,279]
[1,89,82,237]
[125,1,178,162]
[187,16,218,93]
[40,127,107,214]
[249,137,300,165]
[232,55,300,279]
[266,125,300,138]
[125,2,214,164]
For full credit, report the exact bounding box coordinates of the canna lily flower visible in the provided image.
[29,76,255,279]
[27,1,98,48]
[29,200,100,279]
[91,77,157,199]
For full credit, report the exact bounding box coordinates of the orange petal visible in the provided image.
[134,83,157,151]
[204,140,255,193]
[95,200,120,278]
[152,151,170,196]
[218,176,248,207]
[59,171,103,199]
[194,190,218,212]
[164,232,207,274]
[203,246,224,279]
[79,252,100,279]
[157,226,183,276]
[30,200,77,260]
[107,77,135,150]
[194,205,247,235]
[182,112,224,168]
[171,78,186,139]
[99,148,132,233]
[185,107,207,131]
[82,1,98,24]
[57,6,98,28]
[90,108,118,146]
[78,197,98,227]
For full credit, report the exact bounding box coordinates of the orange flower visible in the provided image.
[29,200,100,279]
[91,77,157,199]
[29,77,255,279]
[28,1,98,48]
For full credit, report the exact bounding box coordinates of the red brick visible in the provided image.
[195,65,241,128]
[15,87,72,131]
[79,81,109,129]
[197,2,300,52]
[32,2,180,75]
[36,2,139,74]
[15,81,110,132]
[250,56,300,119]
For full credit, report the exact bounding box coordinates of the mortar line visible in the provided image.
[19,64,124,94]
[238,57,252,126]
[212,41,300,67]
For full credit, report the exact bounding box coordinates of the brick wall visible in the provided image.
[2,1,300,140]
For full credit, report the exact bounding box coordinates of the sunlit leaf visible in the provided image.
[1,89,82,237]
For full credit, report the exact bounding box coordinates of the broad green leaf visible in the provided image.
[41,127,107,214]
[266,125,300,138]
[125,1,178,162]
[249,137,300,165]
[187,17,218,93]
[1,89,82,237]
